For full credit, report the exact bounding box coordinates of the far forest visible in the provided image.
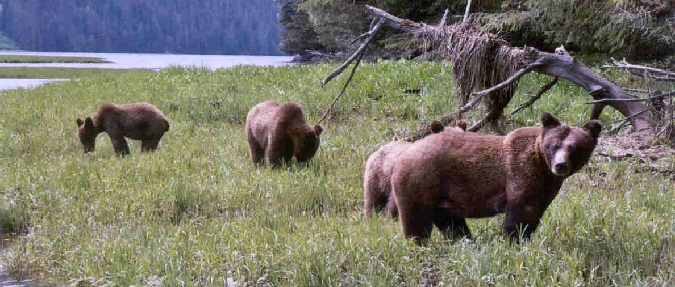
[0,0,282,55]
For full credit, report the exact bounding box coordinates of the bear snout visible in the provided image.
[551,150,570,176]
[554,162,568,175]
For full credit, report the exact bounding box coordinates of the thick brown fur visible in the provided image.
[391,113,601,244]
[363,120,466,219]
[245,100,322,167]
[76,102,170,155]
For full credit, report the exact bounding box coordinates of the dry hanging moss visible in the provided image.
[415,23,526,124]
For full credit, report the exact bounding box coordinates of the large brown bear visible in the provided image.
[245,100,323,167]
[363,120,467,219]
[76,102,170,155]
[392,112,601,244]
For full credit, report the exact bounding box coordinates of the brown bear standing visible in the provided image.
[245,100,322,167]
[363,120,467,219]
[392,113,601,244]
[76,102,170,155]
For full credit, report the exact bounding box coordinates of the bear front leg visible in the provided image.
[267,150,292,168]
[141,138,160,152]
[503,202,542,242]
[266,138,293,168]
[111,137,131,156]
[433,208,472,240]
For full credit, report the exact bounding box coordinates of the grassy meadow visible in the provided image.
[0,61,673,286]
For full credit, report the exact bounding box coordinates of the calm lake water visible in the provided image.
[0,51,295,91]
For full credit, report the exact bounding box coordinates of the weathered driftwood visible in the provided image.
[359,5,656,139]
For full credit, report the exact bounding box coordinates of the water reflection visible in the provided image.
[0,51,294,70]
[0,51,294,91]
[0,236,35,287]
[0,79,67,91]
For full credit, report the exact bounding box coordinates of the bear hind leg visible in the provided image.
[364,194,388,218]
[385,198,398,219]
[247,140,265,164]
[433,208,472,240]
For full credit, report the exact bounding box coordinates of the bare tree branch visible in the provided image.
[608,109,652,133]
[602,58,675,79]
[455,62,542,116]
[467,113,491,132]
[322,18,385,87]
[438,9,449,27]
[625,88,651,94]
[317,48,367,126]
[365,5,434,34]
[462,0,473,24]
[585,91,675,104]
[349,19,378,45]
[649,76,675,82]
[511,77,559,115]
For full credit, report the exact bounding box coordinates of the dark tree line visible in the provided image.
[0,0,282,55]
[279,0,674,60]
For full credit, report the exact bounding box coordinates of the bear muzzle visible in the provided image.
[551,150,570,176]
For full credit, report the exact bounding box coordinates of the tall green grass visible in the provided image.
[0,61,672,286]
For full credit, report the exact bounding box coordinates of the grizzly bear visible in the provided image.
[363,120,466,219]
[76,102,170,155]
[391,113,601,244]
[245,100,323,167]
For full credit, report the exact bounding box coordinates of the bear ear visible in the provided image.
[456,120,467,131]
[77,118,84,127]
[314,125,323,136]
[430,120,444,133]
[84,117,95,129]
[541,112,561,129]
[583,120,602,139]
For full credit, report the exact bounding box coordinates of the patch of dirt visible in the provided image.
[596,131,674,176]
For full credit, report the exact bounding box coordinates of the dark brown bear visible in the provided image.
[363,120,466,219]
[245,100,322,167]
[76,102,170,155]
[392,113,601,244]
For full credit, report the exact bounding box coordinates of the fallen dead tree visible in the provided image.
[322,5,665,141]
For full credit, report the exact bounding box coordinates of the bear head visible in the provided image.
[540,112,601,177]
[294,125,323,162]
[76,117,98,153]
[429,119,466,134]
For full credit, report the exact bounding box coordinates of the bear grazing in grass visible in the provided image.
[363,120,466,219]
[76,102,170,155]
[245,100,323,167]
[392,113,601,244]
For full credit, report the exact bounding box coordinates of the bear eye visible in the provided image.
[547,141,560,151]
